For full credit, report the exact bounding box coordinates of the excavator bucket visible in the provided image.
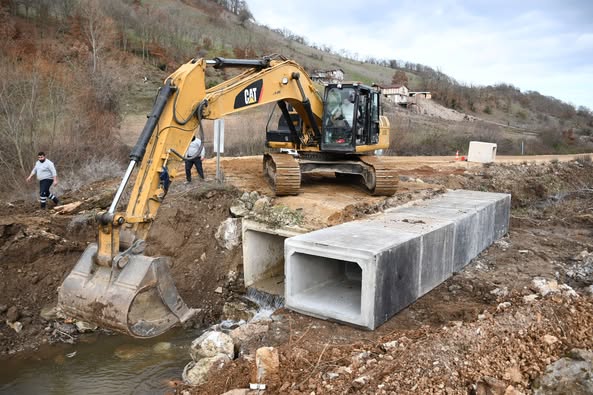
[58,244,196,338]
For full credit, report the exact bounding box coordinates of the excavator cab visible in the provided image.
[321,84,380,152]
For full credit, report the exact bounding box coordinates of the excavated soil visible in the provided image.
[1,155,593,395]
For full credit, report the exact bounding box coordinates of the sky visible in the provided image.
[247,0,593,110]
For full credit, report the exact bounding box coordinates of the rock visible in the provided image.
[190,331,235,361]
[240,192,251,202]
[40,305,59,321]
[114,344,145,360]
[215,287,223,294]
[55,323,78,336]
[230,203,249,218]
[534,348,593,394]
[253,197,271,214]
[504,366,524,384]
[230,323,269,347]
[220,390,250,395]
[476,376,508,395]
[75,321,98,333]
[495,239,511,250]
[6,306,19,323]
[448,284,462,292]
[490,287,509,298]
[337,366,353,375]
[523,294,539,303]
[0,305,7,314]
[183,354,231,386]
[7,321,23,333]
[323,372,339,380]
[153,342,173,353]
[504,386,524,395]
[497,302,512,311]
[542,335,559,345]
[352,376,369,388]
[215,218,242,250]
[255,347,280,383]
[381,340,399,350]
[532,278,578,298]
[223,299,258,323]
[249,191,259,201]
[200,252,207,262]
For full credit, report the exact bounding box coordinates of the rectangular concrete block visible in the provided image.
[285,190,511,329]
[468,141,497,163]
[285,223,419,329]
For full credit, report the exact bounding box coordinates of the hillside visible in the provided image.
[0,0,592,203]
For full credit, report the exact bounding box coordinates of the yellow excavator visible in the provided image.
[57,54,397,338]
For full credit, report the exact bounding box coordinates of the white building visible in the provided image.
[381,85,409,105]
[310,69,344,84]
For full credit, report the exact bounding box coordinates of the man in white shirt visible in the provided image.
[184,136,205,184]
[26,151,59,209]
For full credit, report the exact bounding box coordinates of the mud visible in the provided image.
[1,155,593,395]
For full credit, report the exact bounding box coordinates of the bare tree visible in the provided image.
[0,73,41,175]
[391,70,408,86]
[78,0,114,73]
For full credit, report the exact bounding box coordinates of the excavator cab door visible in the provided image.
[321,85,358,152]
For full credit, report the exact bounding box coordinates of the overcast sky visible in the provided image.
[247,0,593,110]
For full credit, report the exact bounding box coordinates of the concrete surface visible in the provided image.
[284,190,511,329]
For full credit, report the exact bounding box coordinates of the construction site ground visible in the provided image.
[2,154,593,394]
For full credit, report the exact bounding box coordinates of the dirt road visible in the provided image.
[2,154,593,394]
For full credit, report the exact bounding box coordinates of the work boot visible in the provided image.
[52,197,59,205]
[40,203,46,209]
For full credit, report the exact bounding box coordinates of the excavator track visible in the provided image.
[359,156,399,196]
[263,153,301,196]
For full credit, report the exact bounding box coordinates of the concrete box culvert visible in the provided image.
[241,219,306,296]
[285,190,511,330]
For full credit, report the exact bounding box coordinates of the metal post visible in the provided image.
[214,119,224,182]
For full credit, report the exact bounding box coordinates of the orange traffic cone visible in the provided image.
[455,150,460,161]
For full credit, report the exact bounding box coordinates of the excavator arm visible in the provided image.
[58,55,328,338]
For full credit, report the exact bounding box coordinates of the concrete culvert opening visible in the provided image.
[243,229,286,295]
[288,252,362,321]
[242,220,306,297]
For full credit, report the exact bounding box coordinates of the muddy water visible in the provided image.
[0,328,203,394]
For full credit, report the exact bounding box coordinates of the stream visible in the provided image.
[0,327,203,395]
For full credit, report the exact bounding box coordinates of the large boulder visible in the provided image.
[215,218,242,250]
[190,331,234,361]
[229,323,270,357]
[182,354,231,386]
[533,348,593,394]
